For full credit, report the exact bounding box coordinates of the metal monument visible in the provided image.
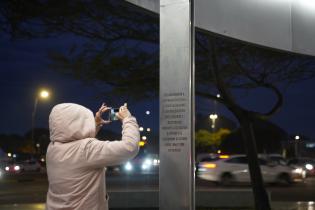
[126,0,315,209]
[159,0,195,210]
[127,0,315,56]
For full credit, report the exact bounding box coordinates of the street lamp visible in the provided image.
[32,89,50,154]
[294,135,300,157]
[209,114,218,129]
[40,90,49,98]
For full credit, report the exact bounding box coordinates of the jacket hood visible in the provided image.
[49,103,95,143]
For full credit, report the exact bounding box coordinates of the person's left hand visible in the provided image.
[95,103,111,127]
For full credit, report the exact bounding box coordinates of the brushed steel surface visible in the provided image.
[126,0,315,56]
[160,0,195,209]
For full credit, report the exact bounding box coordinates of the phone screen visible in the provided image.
[109,108,119,121]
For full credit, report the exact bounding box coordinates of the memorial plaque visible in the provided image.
[160,0,195,210]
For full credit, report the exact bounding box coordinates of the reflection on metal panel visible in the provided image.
[195,0,292,52]
[291,1,315,56]
[126,0,315,56]
[126,0,159,13]
[160,0,195,210]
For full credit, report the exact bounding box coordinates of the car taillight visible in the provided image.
[202,163,217,169]
[219,155,229,159]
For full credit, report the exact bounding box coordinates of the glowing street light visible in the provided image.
[216,94,221,98]
[32,88,51,154]
[7,153,12,157]
[40,90,50,99]
[209,114,218,120]
[142,136,147,140]
[294,135,301,157]
[147,128,151,132]
[145,110,150,115]
[209,114,218,129]
[139,127,144,131]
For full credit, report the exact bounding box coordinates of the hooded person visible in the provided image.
[46,103,140,210]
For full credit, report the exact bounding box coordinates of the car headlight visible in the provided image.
[5,166,9,171]
[142,158,153,170]
[153,159,160,166]
[305,164,314,170]
[142,163,149,170]
[124,162,133,171]
[14,166,20,171]
[293,168,303,174]
[144,158,152,166]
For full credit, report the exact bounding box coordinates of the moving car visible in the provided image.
[18,159,42,172]
[197,154,305,185]
[2,160,22,174]
[287,158,315,177]
[1,158,43,174]
[122,154,160,174]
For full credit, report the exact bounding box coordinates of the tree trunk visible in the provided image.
[239,116,271,210]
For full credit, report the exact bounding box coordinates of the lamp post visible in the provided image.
[294,135,300,158]
[209,114,218,131]
[31,89,50,154]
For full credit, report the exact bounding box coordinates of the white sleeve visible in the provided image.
[83,116,140,167]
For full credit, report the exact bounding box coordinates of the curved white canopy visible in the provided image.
[127,0,315,56]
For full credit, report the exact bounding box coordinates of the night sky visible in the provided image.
[0,34,158,136]
[1,33,315,140]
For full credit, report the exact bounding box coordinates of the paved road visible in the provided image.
[0,172,314,204]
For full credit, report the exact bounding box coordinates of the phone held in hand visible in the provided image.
[108,108,119,121]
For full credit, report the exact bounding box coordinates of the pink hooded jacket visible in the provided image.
[46,103,140,210]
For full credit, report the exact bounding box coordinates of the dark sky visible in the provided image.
[0,34,158,137]
[1,34,315,140]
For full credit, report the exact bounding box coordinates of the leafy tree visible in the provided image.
[24,128,49,155]
[220,118,288,154]
[0,0,158,100]
[195,128,231,153]
[18,144,36,154]
[0,134,24,153]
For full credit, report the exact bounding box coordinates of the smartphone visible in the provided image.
[108,108,119,121]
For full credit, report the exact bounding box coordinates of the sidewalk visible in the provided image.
[0,202,314,210]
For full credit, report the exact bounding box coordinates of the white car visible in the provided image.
[19,159,42,172]
[197,154,305,185]
[122,154,160,174]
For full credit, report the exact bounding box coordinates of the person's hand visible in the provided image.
[95,103,111,127]
[116,103,131,121]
